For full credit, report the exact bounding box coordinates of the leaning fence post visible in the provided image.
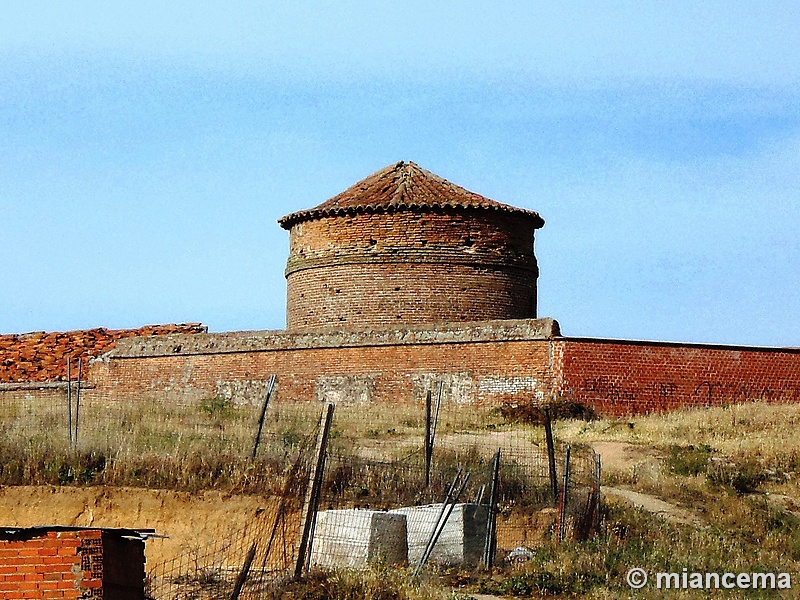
[229,543,257,600]
[432,381,443,445]
[544,407,558,504]
[557,445,571,542]
[413,469,470,577]
[74,357,82,450]
[294,402,335,580]
[483,448,501,569]
[425,390,432,487]
[66,356,73,450]
[251,374,276,459]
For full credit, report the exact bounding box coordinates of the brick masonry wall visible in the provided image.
[87,324,800,417]
[287,262,538,331]
[284,209,539,329]
[557,338,800,416]
[14,320,800,418]
[0,529,144,600]
[0,386,68,407]
[89,319,560,408]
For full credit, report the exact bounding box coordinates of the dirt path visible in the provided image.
[591,441,662,480]
[590,442,705,527]
[603,486,704,526]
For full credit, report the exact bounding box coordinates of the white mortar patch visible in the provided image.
[315,375,375,405]
[412,373,477,404]
[215,379,275,407]
[477,376,544,398]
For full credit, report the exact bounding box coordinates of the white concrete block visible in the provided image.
[390,503,488,566]
[310,509,408,569]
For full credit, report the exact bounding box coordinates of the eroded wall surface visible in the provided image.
[89,319,560,407]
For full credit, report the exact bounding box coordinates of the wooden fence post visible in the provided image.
[557,445,571,543]
[294,403,335,580]
[544,407,558,505]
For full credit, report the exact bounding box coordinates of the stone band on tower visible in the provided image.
[279,162,544,330]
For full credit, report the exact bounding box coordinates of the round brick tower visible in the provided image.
[278,161,545,330]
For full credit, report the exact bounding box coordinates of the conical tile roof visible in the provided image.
[279,161,544,229]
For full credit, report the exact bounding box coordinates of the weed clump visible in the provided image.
[499,398,595,424]
[665,444,713,476]
[199,396,234,422]
[265,567,442,600]
[707,457,767,494]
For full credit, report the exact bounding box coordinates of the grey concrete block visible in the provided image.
[310,509,408,569]
[391,503,488,566]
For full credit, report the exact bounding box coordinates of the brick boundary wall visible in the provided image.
[7,319,800,417]
[0,529,145,600]
[556,338,800,416]
[89,319,561,408]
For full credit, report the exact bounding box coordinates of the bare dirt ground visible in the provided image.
[602,486,704,526]
[0,485,274,566]
[591,441,662,480]
[591,441,705,527]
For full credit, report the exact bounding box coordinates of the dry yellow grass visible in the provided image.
[555,401,800,457]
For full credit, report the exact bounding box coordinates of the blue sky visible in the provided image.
[1,2,798,346]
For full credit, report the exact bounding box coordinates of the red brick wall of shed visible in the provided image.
[89,340,557,407]
[557,339,800,416]
[0,530,144,600]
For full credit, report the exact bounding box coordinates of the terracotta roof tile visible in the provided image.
[279,161,544,229]
[0,323,207,383]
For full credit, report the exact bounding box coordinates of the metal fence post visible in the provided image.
[425,390,432,487]
[74,357,81,450]
[66,356,73,450]
[251,374,276,459]
[483,449,501,569]
[544,407,558,505]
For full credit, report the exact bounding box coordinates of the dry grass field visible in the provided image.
[460,402,800,599]
[2,396,800,598]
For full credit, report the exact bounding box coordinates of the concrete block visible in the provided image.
[391,503,488,566]
[310,509,408,569]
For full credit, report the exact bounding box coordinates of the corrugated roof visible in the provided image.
[0,324,207,384]
[279,161,544,229]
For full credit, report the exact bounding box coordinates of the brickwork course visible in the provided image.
[0,528,146,599]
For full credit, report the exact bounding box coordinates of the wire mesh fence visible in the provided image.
[0,376,601,598]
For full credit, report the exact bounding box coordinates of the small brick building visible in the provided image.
[0,527,148,600]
